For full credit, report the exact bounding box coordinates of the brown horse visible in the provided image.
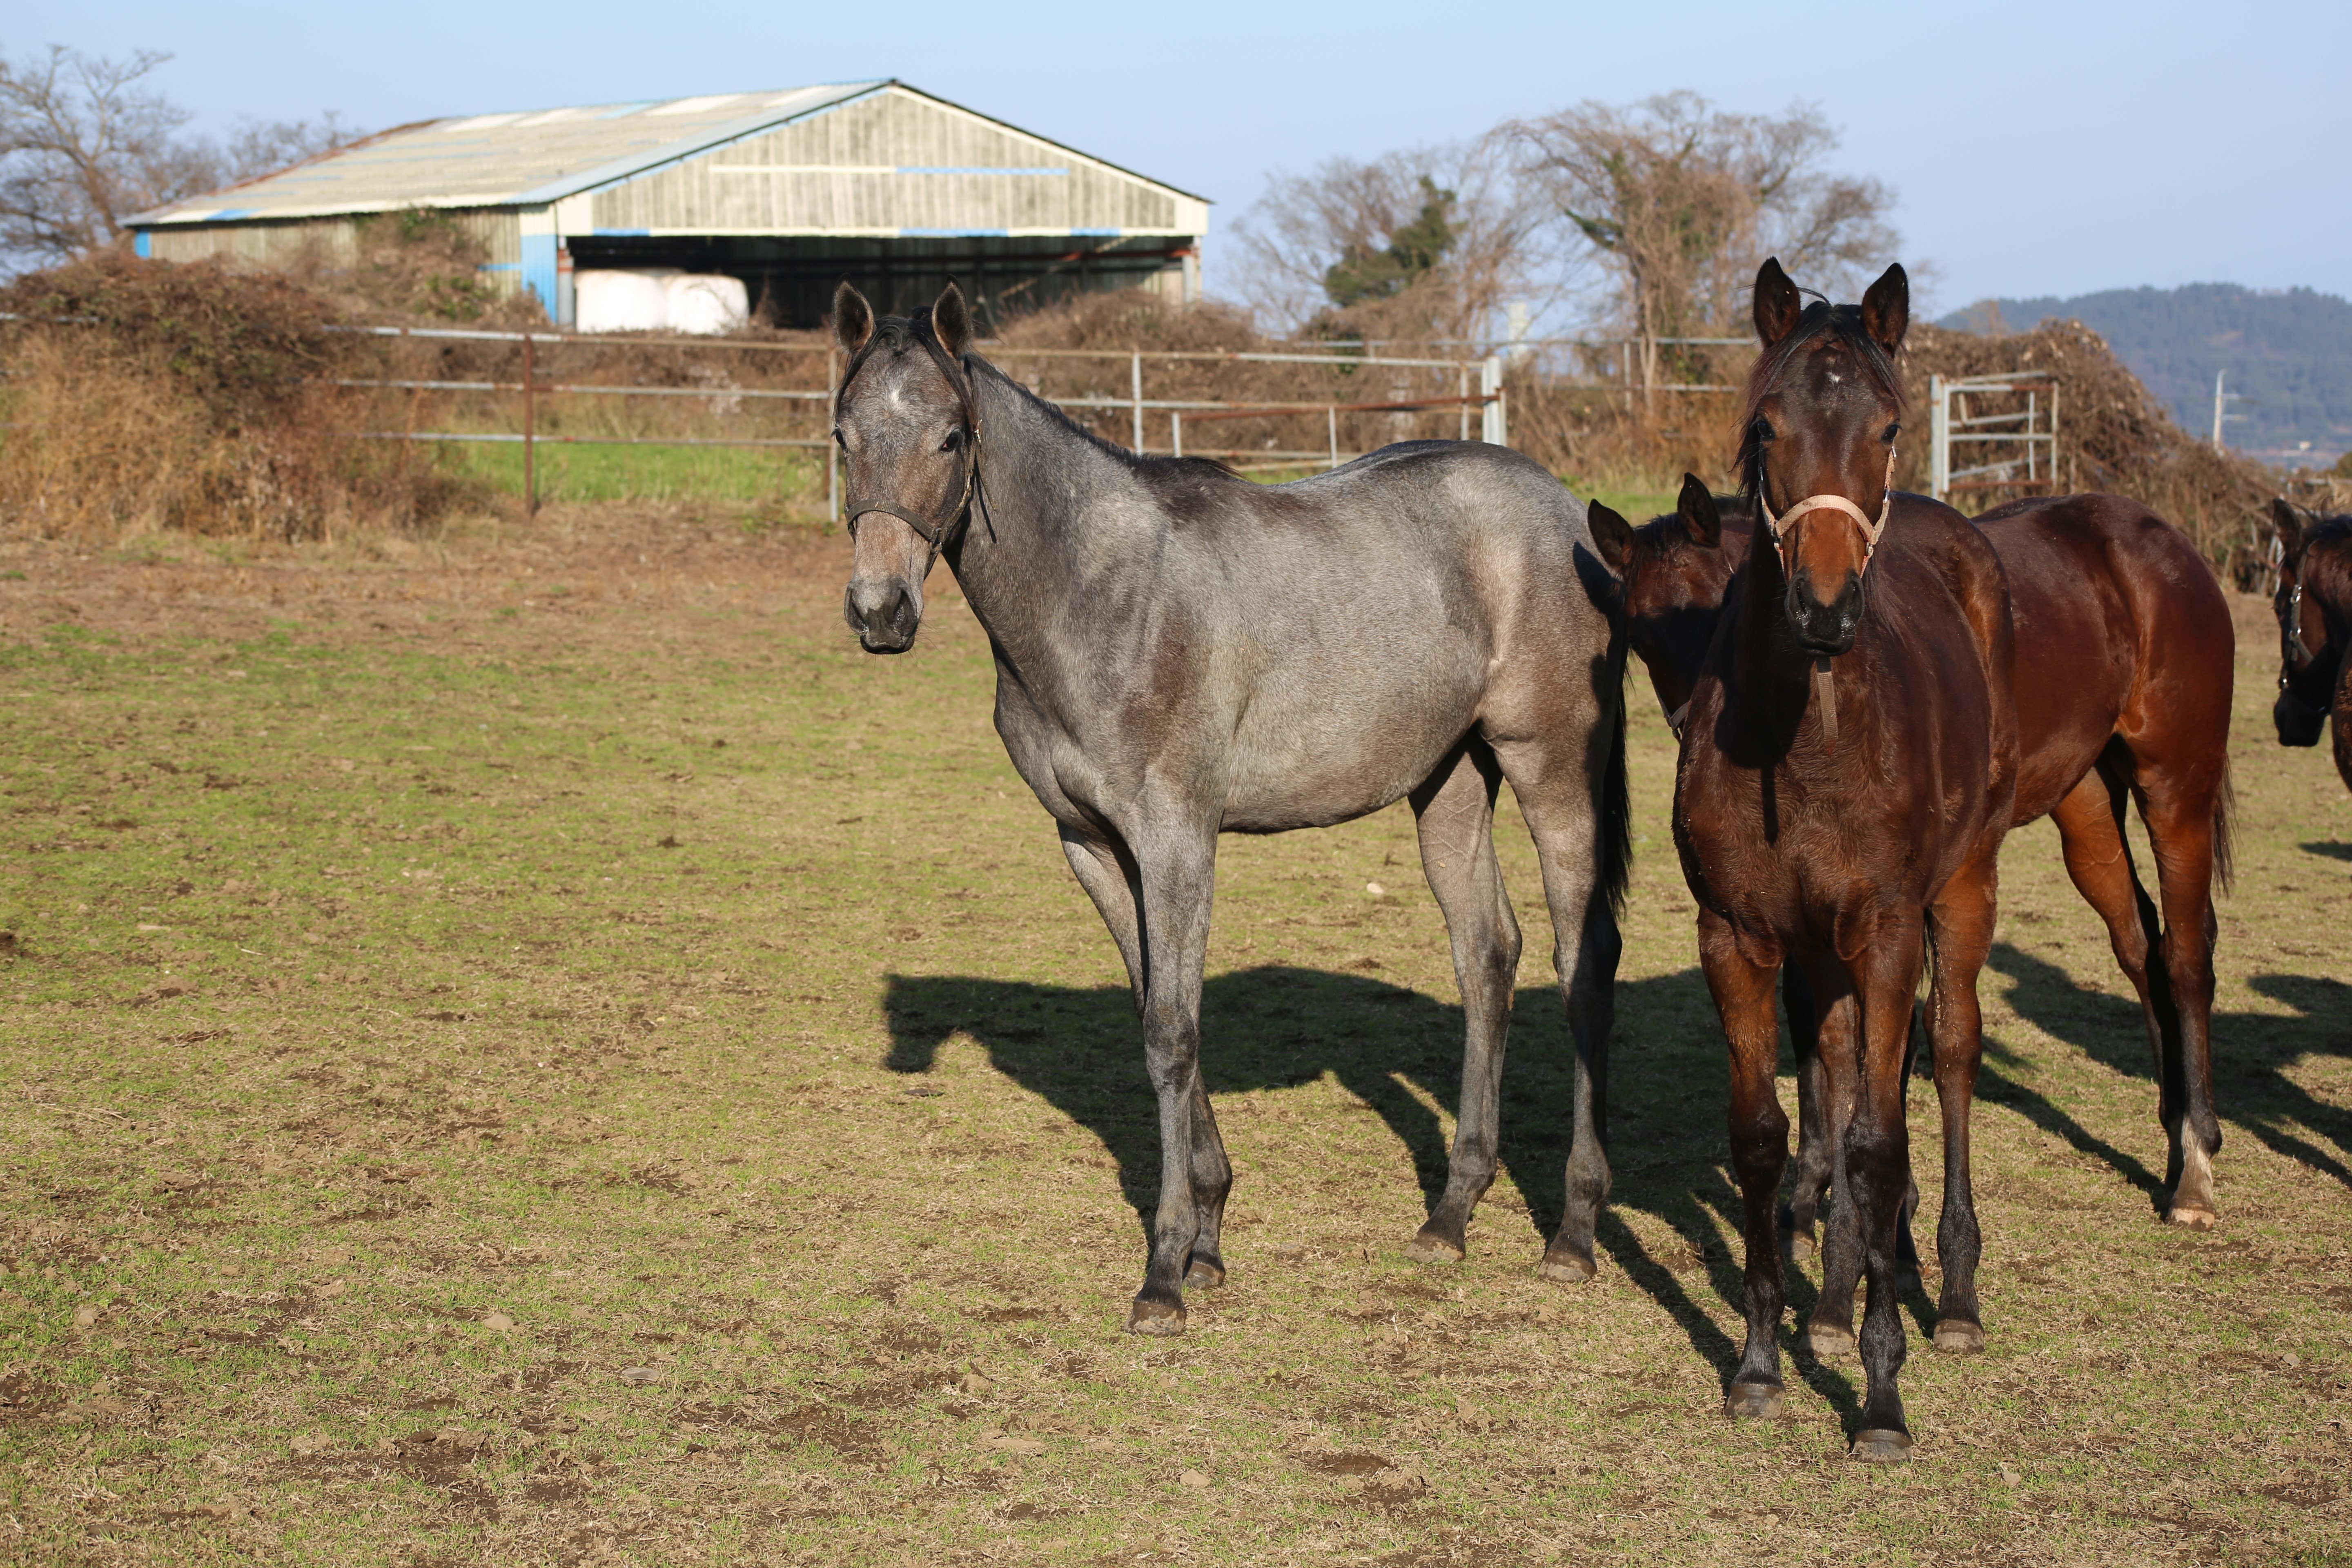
[2270,498,2352,792]
[1671,259,2018,1460]
[1595,483,2237,1243]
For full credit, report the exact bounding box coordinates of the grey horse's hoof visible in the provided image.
[1538,1241,1597,1284]
[1724,1381,1784,1421]
[1932,1317,1985,1353]
[1405,1228,1466,1266]
[2163,1203,2218,1231]
[1126,1296,1186,1336]
[1850,1428,1913,1462]
[1803,1322,1857,1361]
[1183,1256,1226,1290]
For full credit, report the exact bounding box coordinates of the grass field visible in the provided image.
[0,509,2346,1565]
[450,444,830,515]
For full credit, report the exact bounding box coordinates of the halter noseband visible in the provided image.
[837,330,985,554]
[1758,445,1899,571]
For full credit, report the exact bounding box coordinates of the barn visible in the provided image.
[125,81,1208,332]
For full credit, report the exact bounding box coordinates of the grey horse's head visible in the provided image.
[833,281,979,654]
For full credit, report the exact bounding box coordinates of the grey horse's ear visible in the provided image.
[1754,258,1804,349]
[1677,472,1723,550]
[1861,263,1910,356]
[932,282,973,360]
[832,281,873,356]
[1587,501,1634,572]
[2272,496,2309,558]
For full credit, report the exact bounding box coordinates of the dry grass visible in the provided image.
[0,509,2345,1564]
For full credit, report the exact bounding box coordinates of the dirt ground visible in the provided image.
[0,504,2347,1566]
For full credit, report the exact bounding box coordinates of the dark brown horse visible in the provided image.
[1671,259,2018,1460]
[2270,498,2352,791]
[1595,483,2237,1243]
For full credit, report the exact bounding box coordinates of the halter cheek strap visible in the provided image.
[1760,447,1899,572]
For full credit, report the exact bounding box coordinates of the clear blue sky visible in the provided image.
[32,0,2349,315]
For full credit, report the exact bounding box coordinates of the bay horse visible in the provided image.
[2270,498,2352,792]
[831,282,1630,1336]
[1670,259,2018,1459]
[1594,481,2236,1247]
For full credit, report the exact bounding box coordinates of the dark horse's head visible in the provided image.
[1735,258,1909,658]
[2270,497,2351,746]
[833,281,980,654]
[1588,475,1750,733]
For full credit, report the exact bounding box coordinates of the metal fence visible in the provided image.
[331,324,1506,519]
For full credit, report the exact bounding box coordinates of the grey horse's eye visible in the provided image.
[940,428,964,454]
[832,428,846,450]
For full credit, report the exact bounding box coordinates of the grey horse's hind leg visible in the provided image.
[1403,741,1519,1265]
[1488,739,1615,1283]
[1125,820,1223,1337]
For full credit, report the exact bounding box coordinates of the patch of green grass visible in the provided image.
[0,567,2346,1563]
[452,440,829,510]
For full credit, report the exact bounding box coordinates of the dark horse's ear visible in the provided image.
[1753,258,1804,349]
[832,281,873,356]
[2272,496,2309,558]
[1587,500,1634,573]
[1677,472,1723,550]
[1861,263,1910,356]
[932,282,973,361]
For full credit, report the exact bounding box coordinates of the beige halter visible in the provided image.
[1759,446,1899,570]
[1757,447,1898,753]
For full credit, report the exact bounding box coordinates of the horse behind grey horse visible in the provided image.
[833,281,1629,1334]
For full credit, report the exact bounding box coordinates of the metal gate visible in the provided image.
[1928,371,2060,509]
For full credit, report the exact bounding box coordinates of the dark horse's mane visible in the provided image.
[851,312,1238,487]
[1733,301,1907,502]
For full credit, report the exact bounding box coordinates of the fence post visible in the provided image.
[1479,356,1506,447]
[1928,373,1948,503]
[1172,411,1183,459]
[1458,365,1470,441]
[1131,352,1144,453]
[1327,406,1339,470]
[523,333,537,518]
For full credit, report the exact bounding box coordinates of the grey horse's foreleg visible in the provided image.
[1060,824,1147,1007]
[1125,822,1222,1337]
[1403,741,1519,1265]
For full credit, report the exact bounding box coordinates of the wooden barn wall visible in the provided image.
[590,92,1182,235]
[142,210,522,285]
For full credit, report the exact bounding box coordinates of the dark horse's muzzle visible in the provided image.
[2274,684,2328,747]
[845,581,922,654]
[1787,573,1865,657]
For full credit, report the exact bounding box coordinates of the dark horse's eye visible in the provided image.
[1751,416,1775,443]
[1883,422,1902,442]
[940,428,964,454]
[832,428,846,450]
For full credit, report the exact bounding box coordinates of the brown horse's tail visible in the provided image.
[2212,759,2236,896]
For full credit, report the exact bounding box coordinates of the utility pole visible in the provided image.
[2212,369,2250,451]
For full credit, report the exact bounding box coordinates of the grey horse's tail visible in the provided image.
[1599,645,1633,920]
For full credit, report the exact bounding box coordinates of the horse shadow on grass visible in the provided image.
[1984,941,2352,1196]
[883,963,1870,1425]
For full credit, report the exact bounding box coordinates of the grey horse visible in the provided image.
[834,282,1629,1334]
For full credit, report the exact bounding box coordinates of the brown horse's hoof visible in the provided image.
[1404,1229,1466,1266]
[1125,1296,1186,1336]
[1849,1428,1913,1463]
[1537,1244,1597,1285]
[1183,1256,1226,1290]
[2163,1203,2218,1231]
[1724,1381,1784,1421]
[1932,1317,1985,1354]
[1802,1323,1857,1362]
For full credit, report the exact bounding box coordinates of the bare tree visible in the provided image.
[0,44,355,273]
[1509,93,1898,398]
[1225,136,1553,343]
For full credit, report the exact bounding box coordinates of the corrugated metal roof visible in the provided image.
[129,82,1207,227]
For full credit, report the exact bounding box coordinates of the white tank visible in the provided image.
[575,268,678,333]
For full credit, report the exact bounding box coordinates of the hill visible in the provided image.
[1936,283,2352,464]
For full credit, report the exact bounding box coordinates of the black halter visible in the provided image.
[836,329,986,553]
